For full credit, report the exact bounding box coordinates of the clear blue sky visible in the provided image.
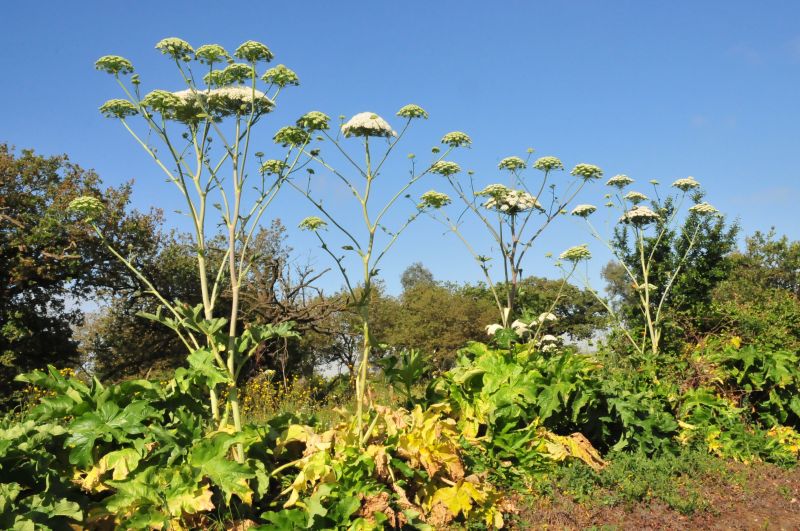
[3,1,799,295]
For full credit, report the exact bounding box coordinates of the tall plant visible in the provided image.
[571,174,720,359]
[73,38,303,447]
[276,106,467,439]
[426,151,602,327]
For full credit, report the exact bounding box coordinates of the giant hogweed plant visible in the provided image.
[272,106,468,441]
[568,174,721,362]
[423,151,603,329]
[72,38,303,449]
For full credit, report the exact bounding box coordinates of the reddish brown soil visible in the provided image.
[508,463,800,530]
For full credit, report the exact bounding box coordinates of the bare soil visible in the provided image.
[508,462,800,530]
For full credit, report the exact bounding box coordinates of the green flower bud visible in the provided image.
[441,131,472,148]
[234,40,274,63]
[296,111,331,132]
[95,55,134,75]
[68,196,105,222]
[195,44,230,64]
[99,99,138,119]
[396,104,429,119]
[155,37,194,61]
[261,64,300,88]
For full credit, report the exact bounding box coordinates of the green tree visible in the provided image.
[400,262,435,291]
[0,144,161,400]
[711,230,800,350]
[385,280,496,370]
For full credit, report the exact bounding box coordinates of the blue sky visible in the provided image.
[3,1,799,295]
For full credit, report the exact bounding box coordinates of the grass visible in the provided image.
[547,447,732,515]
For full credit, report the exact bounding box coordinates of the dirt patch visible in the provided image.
[509,462,800,530]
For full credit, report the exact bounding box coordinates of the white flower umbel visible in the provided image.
[606,174,634,189]
[511,319,530,335]
[485,323,504,336]
[570,204,597,218]
[418,190,452,210]
[478,187,541,214]
[430,161,461,176]
[341,112,396,138]
[619,206,660,226]
[623,191,649,205]
[689,202,718,215]
[206,86,273,116]
[538,312,557,323]
[671,176,700,192]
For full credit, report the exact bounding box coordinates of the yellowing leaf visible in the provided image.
[165,485,215,516]
[543,431,606,471]
[430,480,486,518]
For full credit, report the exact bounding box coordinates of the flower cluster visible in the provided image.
[477,184,541,214]
[68,196,105,222]
[203,70,229,87]
[619,205,660,226]
[341,112,396,138]
[689,202,719,215]
[623,191,649,204]
[159,87,273,119]
[259,159,287,176]
[140,90,182,115]
[195,44,229,64]
[274,126,310,147]
[538,334,560,352]
[155,37,194,61]
[559,244,591,262]
[262,64,300,88]
[570,204,597,218]
[206,86,273,116]
[441,131,471,148]
[418,190,452,209]
[298,216,327,231]
[498,156,526,171]
[606,174,633,188]
[537,312,558,323]
[234,40,273,63]
[485,323,503,336]
[533,156,564,172]
[99,99,138,119]
[571,163,603,180]
[430,161,461,176]
[672,176,701,192]
[511,319,531,335]
[296,111,331,132]
[396,104,428,119]
[95,55,134,75]
[221,63,256,84]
